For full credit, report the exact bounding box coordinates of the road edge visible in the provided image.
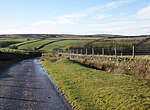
[36,58,72,110]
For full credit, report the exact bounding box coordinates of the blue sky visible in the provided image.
[0,0,150,35]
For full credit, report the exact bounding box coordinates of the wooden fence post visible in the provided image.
[132,46,135,58]
[92,48,94,55]
[115,47,117,57]
[81,49,82,54]
[76,49,78,54]
[102,48,104,55]
[86,48,88,55]
[121,52,123,56]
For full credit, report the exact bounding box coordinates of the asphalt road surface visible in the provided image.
[0,59,72,110]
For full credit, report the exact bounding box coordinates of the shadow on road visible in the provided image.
[0,96,47,103]
[0,74,12,80]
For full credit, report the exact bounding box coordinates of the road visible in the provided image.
[0,59,72,110]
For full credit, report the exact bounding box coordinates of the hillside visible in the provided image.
[0,34,149,39]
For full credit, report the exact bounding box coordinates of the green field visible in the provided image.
[0,37,149,54]
[40,39,93,51]
[0,38,27,48]
[88,38,145,50]
[12,39,38,47]
[1,39,94,52]
[40,55,150,110]
[18,39,55,50]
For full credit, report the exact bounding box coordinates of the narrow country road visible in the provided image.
[0,59,72,110]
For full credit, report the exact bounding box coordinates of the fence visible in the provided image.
[55,45,150,58]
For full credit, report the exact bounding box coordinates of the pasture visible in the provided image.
[0,36,149,55]
[0,38,27,48]
[18,39,55,51]
[40,39,94,52]
[40,54,150,110]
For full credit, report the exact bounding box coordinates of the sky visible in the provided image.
[0,0,150,35]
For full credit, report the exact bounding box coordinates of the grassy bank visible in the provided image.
[40,55,150,110]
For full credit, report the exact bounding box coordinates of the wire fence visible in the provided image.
[55,45,150,57]
[53,37,150,57]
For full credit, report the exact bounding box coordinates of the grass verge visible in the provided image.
[40,55,150,110]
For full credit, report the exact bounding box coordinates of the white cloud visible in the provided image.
[89,18,150,35]
[137,5,150,18]
[1,0,142,35]
[33,13,85,26]
[33,20,56,26]
[32,0,134,26]
[55,13,85,24]
[82,0,135,17]
[105,0,135,9]
[93,14,112,19]
[1,18,150,35]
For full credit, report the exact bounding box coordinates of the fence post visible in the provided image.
[76,49,78,54]
[97,52,99,55]
[86,48,88,55]
[121,52,123,56]
[132,46,135,58]
[92,48,94,55]
[102,48,104,55]
[115,47,117,57]
[81,49,82,55]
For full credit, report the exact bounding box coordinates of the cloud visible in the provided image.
[0,0,140,35]
[33,20,56,26]
[87,0,134,13]
[105,0,135,9]
[93,14,112,19]
[33,13,85,26]
[32,0,135,26]
[137,5,150,19]
[1,18,149,35]
[89,18,150,35]
[55,13,85,24]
